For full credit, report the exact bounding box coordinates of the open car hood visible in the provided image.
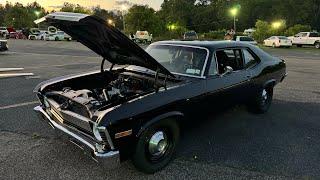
[35,12,173,77]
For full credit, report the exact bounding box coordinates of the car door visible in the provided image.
[299,32,309,44]
[241,48,261,96]
[264,37,271,46]
[292,33,302,44]
[205,48,251,107]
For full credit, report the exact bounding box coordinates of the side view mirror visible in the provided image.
[220,66,233,77]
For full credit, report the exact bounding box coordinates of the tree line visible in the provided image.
[0,0,319,38]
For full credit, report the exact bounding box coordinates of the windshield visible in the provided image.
[185,32,197,36]
[146,45,208,77]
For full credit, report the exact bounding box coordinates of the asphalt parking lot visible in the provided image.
[1,39,320,179]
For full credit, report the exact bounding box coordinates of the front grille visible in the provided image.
[99,131,108,142]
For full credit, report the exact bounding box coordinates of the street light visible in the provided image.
[230,8,238,33]
[107,19,114,26]
[272,21,282,29]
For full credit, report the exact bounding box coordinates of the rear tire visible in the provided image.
[55,37,59,41]
[248,86,273,114]
[132,119,180,174]
[272,43,276,48]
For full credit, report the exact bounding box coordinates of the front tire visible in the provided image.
[249,86,273,114]
[315,42,320,49]
[132,119,180,174]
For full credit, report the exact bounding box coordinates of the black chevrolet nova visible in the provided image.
[33,12,287,173]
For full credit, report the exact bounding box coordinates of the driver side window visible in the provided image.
[215,49,244,74]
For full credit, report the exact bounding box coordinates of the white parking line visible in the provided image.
[0,101,38,110]
[23,62,100,70]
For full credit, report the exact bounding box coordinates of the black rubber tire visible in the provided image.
[55,37,59,41]
[132,119,180,174]
[249,86,273,114]
[272,43,276,48]
[315,42,320,49]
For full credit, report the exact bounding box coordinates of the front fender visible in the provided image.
[115,111,184,162]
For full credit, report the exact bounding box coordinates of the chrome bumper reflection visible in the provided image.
[33,105,119,165]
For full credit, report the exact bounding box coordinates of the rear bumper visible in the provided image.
[33,105,120,166]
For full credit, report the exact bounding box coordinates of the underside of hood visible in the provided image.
[35,12,173,77]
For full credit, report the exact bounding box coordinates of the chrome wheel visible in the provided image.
[148,131,168,158]
[261,89,268,104]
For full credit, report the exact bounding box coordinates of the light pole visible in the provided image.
[230,8,238,33]
[35,11,40,29]
[121,5,128,32]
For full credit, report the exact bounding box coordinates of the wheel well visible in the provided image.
[263,80,276,89]
[137,113,183,138]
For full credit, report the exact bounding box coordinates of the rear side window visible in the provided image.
[309,33,319,37]
[243,49,259,68]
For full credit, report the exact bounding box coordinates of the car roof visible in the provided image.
[152,40,254,50]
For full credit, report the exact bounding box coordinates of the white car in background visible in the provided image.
[233,36,258,45]
[264,36,292,48]
[64,33,72,41]
[39,31,49,40]
[134,31,153,44]
[0,27,9,38]
[28,28,41,40]
[45,31,65,41]
[288,32,320,48]
[243,28,256,37]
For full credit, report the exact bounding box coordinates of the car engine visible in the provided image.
[45,75,154,118]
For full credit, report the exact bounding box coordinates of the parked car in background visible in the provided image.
[39,31,49,40]
[243,28,256,37]
[134,31,153,44]
[45,31,65,41]
[64,33,72,41]
[34,12,287,174]
[0,27,9,39]
[28,28,41,40]
[233,36,258,45]
[288,32,320,49]
[183,31,198,40]
[0,39,8,51]
[263,36,292,48]
[10,30,27,39]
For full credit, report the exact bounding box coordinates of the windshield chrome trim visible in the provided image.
[147,43,210,79]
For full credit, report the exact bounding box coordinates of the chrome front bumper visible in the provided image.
[33,105,120,166]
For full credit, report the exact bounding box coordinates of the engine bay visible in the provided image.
[45,74,156,118]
